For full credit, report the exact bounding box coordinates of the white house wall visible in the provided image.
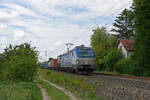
[118,43,128,58]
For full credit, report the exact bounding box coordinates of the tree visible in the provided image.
[133,0,150,76]
[91,27,117,70]
[0,43,39,81]
[111,8,134,39]
[91,27,108,60]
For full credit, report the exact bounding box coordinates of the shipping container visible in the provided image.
[51,59,58,68]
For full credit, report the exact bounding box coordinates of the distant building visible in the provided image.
[117,39,135,58]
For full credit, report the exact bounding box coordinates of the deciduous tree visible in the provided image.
[0,43,39,81]
[91,27,117,70]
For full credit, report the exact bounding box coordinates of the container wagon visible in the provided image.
[50,59,59,70]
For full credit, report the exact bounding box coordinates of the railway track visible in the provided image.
[47,68,150,81]
[92,72,150,81]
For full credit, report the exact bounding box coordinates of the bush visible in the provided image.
[0,43,39,82]
[115,58,141,76]
[104,48,123,72]
[96,59,105,71]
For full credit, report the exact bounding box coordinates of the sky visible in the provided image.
[0,0,132,61]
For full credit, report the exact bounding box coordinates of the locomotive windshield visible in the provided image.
[77,48,94,57]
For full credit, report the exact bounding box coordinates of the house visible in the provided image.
[117,39,134,58]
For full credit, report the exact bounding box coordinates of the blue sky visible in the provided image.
[0,0,132,60]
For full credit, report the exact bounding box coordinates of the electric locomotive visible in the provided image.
[60,45,95,73]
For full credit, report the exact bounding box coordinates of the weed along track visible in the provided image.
[39,76,79,100]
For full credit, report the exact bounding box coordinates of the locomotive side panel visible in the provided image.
[71,49,77,66]
[60,51,73,68]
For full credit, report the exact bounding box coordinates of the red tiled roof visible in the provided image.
[118,39,135,51]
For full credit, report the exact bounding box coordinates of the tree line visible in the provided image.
[91,0,150,76]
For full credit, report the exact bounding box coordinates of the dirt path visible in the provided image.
[39,76,79,100]
[37,83,52,100]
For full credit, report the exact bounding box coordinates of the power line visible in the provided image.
[42,0,133,57]
[94,0,122,25]
[70,0,125,43]
[69,1,133,44]
[98,1,133,26]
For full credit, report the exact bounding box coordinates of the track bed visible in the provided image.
[61,71,150,100]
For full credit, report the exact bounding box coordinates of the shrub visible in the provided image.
[96,59,105,71]
[104,48,123,72]
[115,58,141,76]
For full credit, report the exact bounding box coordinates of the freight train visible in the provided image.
[46,45,96,74]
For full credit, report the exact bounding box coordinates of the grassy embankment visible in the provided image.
[40,69,107,100]
[0,82,42,100]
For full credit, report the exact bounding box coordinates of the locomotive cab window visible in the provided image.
[78,48,94,57]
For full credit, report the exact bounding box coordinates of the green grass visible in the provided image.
[37,78,71,100]
[40,69,107,100]
[40,69,91,91]
[0,82,42,100]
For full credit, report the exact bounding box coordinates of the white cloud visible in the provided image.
[2,3,39,17]
[0,37,8,52]
[0,9,18,22]
[0,24,7,32]
[0,36,7,42]
[0,24,6,29]
[13,30,25,39]
[54,41,63,46]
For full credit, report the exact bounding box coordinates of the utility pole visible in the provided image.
[65,43,74,52]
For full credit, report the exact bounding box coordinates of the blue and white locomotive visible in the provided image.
[60,45,95,73]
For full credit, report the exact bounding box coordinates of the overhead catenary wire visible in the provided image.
[69,0,133,44]
[69,0,125,44]
[94,0,122,25]
[71,1,133,47]
[97,1,133,26]
[42,0,133,58]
